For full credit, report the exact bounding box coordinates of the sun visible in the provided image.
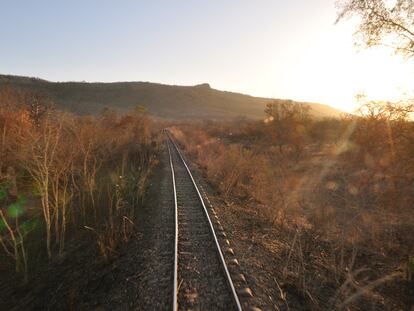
[282,20,414,114]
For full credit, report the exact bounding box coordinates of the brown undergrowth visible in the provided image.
[0,88,161,284]
[170,100,414,310]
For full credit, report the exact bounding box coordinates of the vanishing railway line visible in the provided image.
[166,132,243,311]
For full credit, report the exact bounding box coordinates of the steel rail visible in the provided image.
[166,137,179,311]
[167,132,243,311]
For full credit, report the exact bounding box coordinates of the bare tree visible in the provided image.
[356,94,414,121]
[23,91,54,126]
[20,116,63,259]
[336,0,414,58]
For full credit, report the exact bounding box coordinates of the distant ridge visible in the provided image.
[0,74,342,119]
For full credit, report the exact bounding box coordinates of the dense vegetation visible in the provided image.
[0,74,341,119]
[171,98,414,309]
[0,87,160,282]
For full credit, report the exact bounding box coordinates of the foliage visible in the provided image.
[0,88,160,280]
[264,101,311,156]
[172,100,414,309]
[337,0,414,58]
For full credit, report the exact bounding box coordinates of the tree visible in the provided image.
[355,94,414,121]
[100,107,118,126]
[347,95,414,167]
[336,0,414,58]
[19,117,63,259]
[264,101,311,155]
[133,105,148,115]
[23,91,53,126]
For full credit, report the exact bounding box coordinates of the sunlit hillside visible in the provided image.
[0,74,342,119]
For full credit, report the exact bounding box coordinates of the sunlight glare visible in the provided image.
[276,15,414,113]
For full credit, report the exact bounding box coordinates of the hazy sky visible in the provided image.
[1,0,413,112]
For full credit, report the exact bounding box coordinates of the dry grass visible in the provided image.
[170,107,414,309]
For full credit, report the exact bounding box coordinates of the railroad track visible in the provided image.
[166,132,243,311]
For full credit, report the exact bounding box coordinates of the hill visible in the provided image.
[0,74,342,119]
